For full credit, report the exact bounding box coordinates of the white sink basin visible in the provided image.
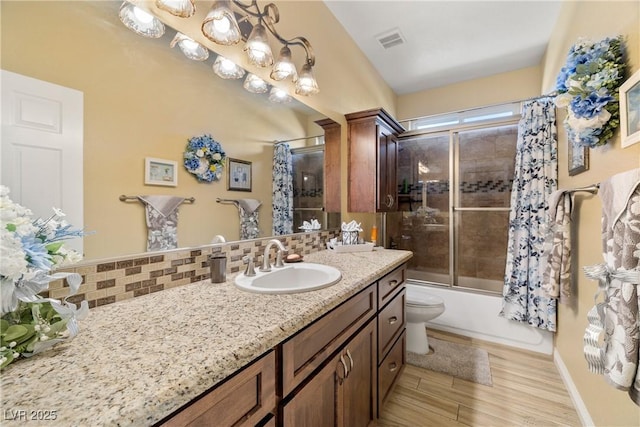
[234,263,342,294]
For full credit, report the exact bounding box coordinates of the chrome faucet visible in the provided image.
[260,239,287,272]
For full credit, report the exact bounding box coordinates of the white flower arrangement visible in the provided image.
[183,134,226,182]
[555,36,626,148]
[0,186,88,369]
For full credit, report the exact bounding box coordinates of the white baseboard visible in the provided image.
[553,349,594,427]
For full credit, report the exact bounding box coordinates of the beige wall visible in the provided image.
[541,1,640,426]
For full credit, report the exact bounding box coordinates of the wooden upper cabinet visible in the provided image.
[346,108,404,213]
[315,118,341,213]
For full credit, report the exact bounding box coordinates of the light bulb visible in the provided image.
[213,16,231,33]
[133,6,154,23]
[180,39,199,51]
[221,58,235,71]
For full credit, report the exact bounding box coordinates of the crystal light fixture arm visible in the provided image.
[231,0,315,66]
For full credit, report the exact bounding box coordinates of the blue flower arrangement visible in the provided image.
[183,134,226,182]
[555,36,626,148]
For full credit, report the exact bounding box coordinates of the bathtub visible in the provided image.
[409,280,554,354]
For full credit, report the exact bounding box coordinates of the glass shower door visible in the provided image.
[391,133,452,285]
[292,147,325,230]
[453,124,517,293]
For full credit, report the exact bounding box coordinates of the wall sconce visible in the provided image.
[212,55,246,79]
[200,0,318,94]
[201,1,242,46]
[155,0,195,18]
[295,63,319,96]
[119,1,165,38]
[243,73,269,93]
[271,46,297,81]
[170,32,209,61]
[269,87,292,103]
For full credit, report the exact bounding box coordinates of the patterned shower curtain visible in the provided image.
[272,142,293,235]
[499,97,559,332]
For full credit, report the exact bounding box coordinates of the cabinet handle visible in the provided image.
[340,354,349,379]
[386,194,394,208]
[389,362,398,372]
[388,316,398,325]
[387,279,398,287]
[346,349,354,375]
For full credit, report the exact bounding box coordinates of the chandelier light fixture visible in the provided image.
[117,0,318,100]
[170,32,209,61]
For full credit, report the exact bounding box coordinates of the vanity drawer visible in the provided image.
[378,330,406,413]
[161,351,275,427]
[282,283,377,396]
[378,287,405,360]
[378,264,406,308]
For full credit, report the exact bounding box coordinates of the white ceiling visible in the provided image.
[324,1,563,95]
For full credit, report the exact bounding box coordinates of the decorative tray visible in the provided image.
[327,242,375,253]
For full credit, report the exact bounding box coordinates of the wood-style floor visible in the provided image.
[378,329,582,427]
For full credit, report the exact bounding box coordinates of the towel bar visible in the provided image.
[119,195,195,203]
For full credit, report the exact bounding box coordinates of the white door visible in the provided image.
[1,70,84,253]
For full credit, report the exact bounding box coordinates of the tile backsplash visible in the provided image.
[44,231,339,310]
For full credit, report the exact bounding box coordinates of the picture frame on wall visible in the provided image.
[620,69,640,148]
[568,140,589,176]
[145,157,178,186]
[227,158,252,192]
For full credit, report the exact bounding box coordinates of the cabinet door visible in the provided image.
[377,132,398,213]
[282,351,341,427]
[340,321,377,427]
[283,321,376,427]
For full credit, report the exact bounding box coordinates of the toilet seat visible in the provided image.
[406,289,444,308]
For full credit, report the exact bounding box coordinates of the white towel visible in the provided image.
[237,198,261,214]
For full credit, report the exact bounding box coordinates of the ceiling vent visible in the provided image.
[376,28,405,49]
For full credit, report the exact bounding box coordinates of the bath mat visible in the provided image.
[406,337,493,386]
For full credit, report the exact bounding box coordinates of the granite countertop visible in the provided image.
[1,249,411,426]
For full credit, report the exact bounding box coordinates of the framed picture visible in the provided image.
[620,69,640,148]
[227,158,252,192]
[145,157,178,186]
[568,140,589,176]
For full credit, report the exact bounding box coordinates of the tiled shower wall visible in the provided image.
[44,231,339,310]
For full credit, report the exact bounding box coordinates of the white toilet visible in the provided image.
[405,284,445,354]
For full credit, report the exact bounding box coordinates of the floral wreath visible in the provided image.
[183,134,226,182]
[555,36,626,148]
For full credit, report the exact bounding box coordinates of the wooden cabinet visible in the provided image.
[281,284,377,396]
[376,264,407,416]
[160,350,275,427]
[282,320,376,427]
[346,108,404,213]
[160,262,408,427]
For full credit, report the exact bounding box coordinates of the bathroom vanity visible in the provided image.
[1,249,410,426]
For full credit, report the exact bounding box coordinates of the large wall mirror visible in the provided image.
[1,1,339,262]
